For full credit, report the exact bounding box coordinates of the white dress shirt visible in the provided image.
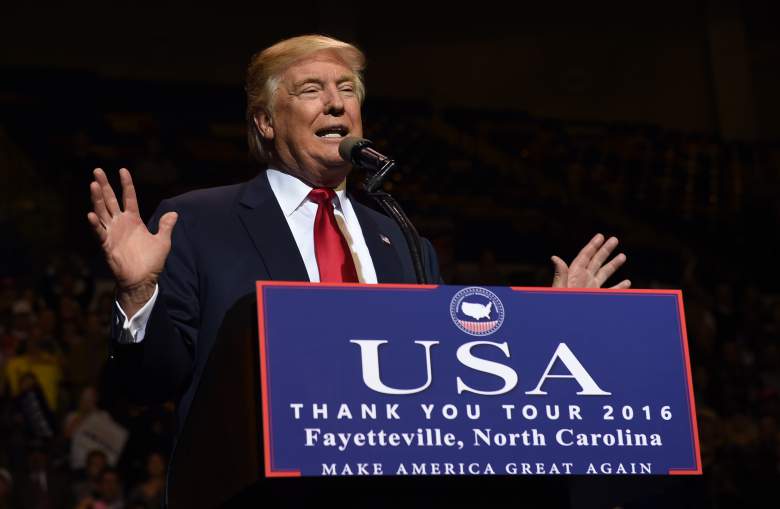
[116,168,377,343]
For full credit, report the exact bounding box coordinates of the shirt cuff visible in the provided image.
[115,284,159,343]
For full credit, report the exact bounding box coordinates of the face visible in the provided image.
[147,453,166,477]
[38,309,55,335]
[79,386,97,412]
[87,452,108,479]
[100,472,121,501]
[28,451,47,471]
[255,51,363,187]
[19,373,37,392]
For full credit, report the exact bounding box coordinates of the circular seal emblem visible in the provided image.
[449,287,505,336]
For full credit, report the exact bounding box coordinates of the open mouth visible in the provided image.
[315,126,349,139]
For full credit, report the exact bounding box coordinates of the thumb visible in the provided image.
[156,211,178,241]
[550,255,568,288]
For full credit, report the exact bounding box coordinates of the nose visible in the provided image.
[323,85,345,116]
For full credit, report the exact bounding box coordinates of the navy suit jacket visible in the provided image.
[110,171,440,433]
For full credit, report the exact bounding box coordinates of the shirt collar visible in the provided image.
[266,168,348,217]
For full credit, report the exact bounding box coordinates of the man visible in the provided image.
[87,34,628,506]
[15,446,70,509]
[74,468,125,509]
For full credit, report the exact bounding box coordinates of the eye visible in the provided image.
[295,83,322,97]
[339,83,355,94]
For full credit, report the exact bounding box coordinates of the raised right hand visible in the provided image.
[87,168,178,315]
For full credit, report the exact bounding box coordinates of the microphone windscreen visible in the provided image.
[339,136,369,163]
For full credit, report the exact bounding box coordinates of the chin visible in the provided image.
[326,163,352,177]
[318,163,351,183]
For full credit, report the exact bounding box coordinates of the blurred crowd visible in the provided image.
[0,254,175,509]
[0,71,779,507]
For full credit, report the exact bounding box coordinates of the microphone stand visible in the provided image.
[362,159,429,284]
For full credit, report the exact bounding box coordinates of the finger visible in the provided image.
[86,212,107,242]
[156,211,178,242]
[570,233,605,269]
[550,255,569,288]
[89,180,111,225]
[587,236,619,273]
[610,279,631,289]
[594,253,627,287]
[119,168,139,215]
[94,168,121,216]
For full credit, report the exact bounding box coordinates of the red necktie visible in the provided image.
[308,188,359,282]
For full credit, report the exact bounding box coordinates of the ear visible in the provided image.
[253,110,274,140]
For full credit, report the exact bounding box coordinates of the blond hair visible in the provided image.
[245,34,366,163]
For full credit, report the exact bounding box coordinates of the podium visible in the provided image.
[168,283,701,509]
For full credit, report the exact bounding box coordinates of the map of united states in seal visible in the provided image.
[450,287,505,336]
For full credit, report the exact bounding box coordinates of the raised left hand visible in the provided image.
[551,234,631,289]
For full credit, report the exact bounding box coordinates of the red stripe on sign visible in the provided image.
[459,320,498,333]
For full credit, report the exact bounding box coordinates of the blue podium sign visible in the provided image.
[255,283,701,477]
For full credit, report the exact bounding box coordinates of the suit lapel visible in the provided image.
[351,200,406,283]
[236,172,310,282]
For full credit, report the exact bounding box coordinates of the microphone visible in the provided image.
[338,137,394,172]
[339,137,428,283]
[339,137,398,194]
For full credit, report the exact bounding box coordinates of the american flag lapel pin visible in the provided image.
[380,234,391,245]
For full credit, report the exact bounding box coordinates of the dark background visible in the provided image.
[0,1,778,508]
